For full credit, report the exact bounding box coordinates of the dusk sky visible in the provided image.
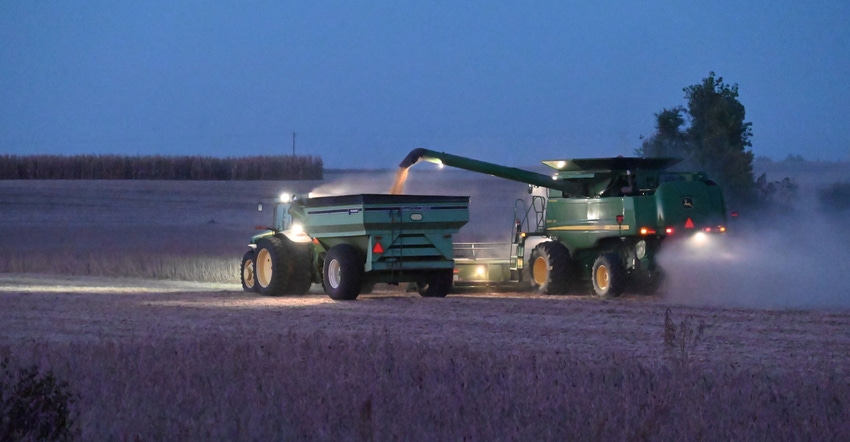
[2,1,848,169]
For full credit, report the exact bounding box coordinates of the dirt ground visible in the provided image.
[2,273,850,376]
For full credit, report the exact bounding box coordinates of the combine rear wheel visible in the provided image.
[323,244,364,301]
[528,242,573,294]
[591,253,626,298]
[255,237,289,296]
[240,251,258,292]
[417,269,453,298]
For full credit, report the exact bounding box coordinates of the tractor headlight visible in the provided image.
[291,223,304,236]
[279,192,292,203]
[635,240,646,259]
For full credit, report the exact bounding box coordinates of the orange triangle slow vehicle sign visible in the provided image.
[684,218,695,229]
[373,242,384,254]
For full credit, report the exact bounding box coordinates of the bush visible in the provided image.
[0,358,78,441]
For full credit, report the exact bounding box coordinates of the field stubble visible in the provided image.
[2,174,850,440]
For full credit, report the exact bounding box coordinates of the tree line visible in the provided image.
[0,154,323,180]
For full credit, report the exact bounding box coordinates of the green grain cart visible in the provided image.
[399,148,729,297]
[240,193,469,300]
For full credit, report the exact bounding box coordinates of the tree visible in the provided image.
[638,107,688,158]
[638,72,755,206]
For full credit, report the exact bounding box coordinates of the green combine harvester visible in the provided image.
[397,148,729,297]
[240,193,469,300]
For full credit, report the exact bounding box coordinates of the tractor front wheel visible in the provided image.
[240,250,258,292]
[323,244,364,301]
[591,253,626,298]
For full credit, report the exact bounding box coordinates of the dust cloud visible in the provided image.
[659,211,850,310]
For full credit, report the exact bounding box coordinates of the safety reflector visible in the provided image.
[684,218,695,229]
[372,242,384,254]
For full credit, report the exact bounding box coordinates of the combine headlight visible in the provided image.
[635,240,646,259]
[475,266,486,277]
[279,192,292,203]
[691,231,709,245]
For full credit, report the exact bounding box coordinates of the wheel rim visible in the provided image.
[243,260,255,288]
[327,259,341,289]
[595,265,610,291]
[533,256,548,285]
[257,248,273,287]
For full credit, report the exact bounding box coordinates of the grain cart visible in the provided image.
[397,148,728,297]
[241,193,469,300]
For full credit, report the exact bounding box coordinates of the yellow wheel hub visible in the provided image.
[595,265,610,291]
[533,256,548,285]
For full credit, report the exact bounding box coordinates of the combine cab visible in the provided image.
[398,148,729,297]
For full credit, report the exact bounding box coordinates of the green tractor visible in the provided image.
[399,148,729,298]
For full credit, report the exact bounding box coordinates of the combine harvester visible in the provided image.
[396,148,729,297]
[240,193,469,300]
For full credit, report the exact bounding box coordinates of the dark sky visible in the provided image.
[2,1,848,168]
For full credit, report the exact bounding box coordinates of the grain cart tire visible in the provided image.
[592,253,626,298]
[323,244,364,301]
[240,250,258,292]
[255,237,290,296]
[282,239,313,295]
[528,241,572,294]
[417,269,453,298]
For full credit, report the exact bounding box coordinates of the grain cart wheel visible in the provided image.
[528,241,572,294]
[592,253,626,298]
[255,237,290,296]
[282,239,313,295]
[240,250,258,292]
[417,269,454,298]
[323,244,364,301]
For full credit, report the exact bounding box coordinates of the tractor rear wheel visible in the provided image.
[592,253,626,298]
[240,250,258,292]
[417,269,453,298]
[255,237,289,296]
[528,242,573,294]
[282,239,313,295]
[323,244,364,301]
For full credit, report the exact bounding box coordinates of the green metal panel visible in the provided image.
[288,194,469,276]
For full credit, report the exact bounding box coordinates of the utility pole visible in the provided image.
[292,132,296,156]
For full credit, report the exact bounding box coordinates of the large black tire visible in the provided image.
[528,241,573,294]
[240,250,258,293]
[591,253,626,298]
[323,244,364,301]
[255,237,290,296]
[417,269,454,298]
[282,239,313,295]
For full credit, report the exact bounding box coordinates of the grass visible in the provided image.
[3,324,848,441]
